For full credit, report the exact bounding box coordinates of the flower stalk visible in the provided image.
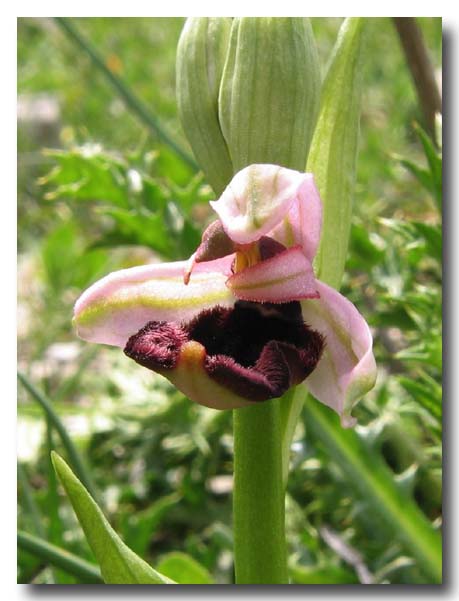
[233,399,288,584]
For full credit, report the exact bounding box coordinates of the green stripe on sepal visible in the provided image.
[219,17,321,173]
[176,18,233,196]
[307,17,367,289]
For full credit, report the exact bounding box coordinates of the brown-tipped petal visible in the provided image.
[195,220,236,263]
[123,318,261,410]
[184,220,237,285]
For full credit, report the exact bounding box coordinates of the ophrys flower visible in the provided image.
[74,164,376,426]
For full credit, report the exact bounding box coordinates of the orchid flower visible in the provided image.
[74,164,376,426]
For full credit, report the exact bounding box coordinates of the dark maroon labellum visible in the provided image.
[124,299,325,405]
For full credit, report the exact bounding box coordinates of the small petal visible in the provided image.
[210,164,315,245]
[301,281,377,426]
[183,220,235,284]
[193,220,236,263]
[269,173,322,261]
[227,246,319,303]
[74,257,235,348]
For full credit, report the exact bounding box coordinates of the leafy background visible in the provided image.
[17,17,442,584]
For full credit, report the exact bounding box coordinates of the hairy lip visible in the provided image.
[124,300,325,404]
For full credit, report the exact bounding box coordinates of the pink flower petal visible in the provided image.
[74,257,235,348]
[210,164,316,245]
[227,246,319,303]
[301,281,377,427]
[269,173,322,261]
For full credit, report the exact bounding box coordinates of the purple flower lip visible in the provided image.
[124,300,325,405]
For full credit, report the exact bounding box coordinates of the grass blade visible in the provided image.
[17,463,46,539]
[302,394,442,583]
[17,371,99,504]
[54,17,198,171]
[18,530,103,584]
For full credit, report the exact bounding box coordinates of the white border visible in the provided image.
[7,6,457,600]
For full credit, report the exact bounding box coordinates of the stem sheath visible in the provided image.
[233,399,288,584]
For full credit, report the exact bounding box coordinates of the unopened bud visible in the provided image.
[176,18,233,195]
[219,18,321,172]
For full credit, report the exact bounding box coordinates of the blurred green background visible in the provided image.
[17,17,442,584]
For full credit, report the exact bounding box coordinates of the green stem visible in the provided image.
[233,399,288,584]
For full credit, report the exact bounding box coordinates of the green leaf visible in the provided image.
[414,122,442,205]
[121,493,181,557]
[396,122,442,209]
[97,206,174,257]
[51,452,174,584]
[411,221,442,260]
[18,530,103,584]
[397,157,435,196]
[301,395,442,583]
[17,463,46,539]
[307,17,367,290]
[289,563,358,584]
[42,145,179,214]
[284,18,367,474]
[396,338,442,371]
[169,172,213,216]
[369,305,418,331]
[397,374,442,422]
[156,552,214,584]
[348,223,385,270]
[41,147,130,207]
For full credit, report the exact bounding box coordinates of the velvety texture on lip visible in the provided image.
[124,300,325,403]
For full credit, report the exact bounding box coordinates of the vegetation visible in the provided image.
[17,17,442,584]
